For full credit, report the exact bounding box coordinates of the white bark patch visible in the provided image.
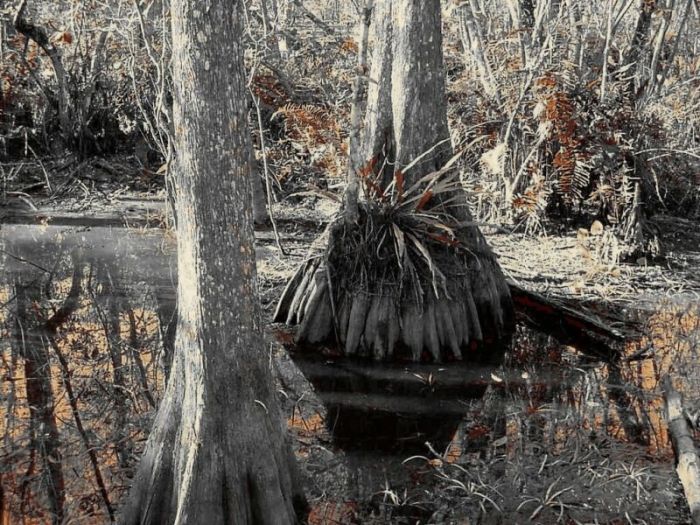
[172,197,206,524]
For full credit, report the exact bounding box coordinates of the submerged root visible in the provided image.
[275,204,514,362]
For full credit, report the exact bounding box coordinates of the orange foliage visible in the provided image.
[308,501,359,525]
[287,412,325,438]
[339,38,358,54]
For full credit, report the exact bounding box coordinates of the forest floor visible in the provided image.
[2,160,700,523]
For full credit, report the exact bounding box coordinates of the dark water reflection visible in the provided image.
[0,222,697,522]
[0,223,687,456]
[0,224,177,522]
[289,352,573,453]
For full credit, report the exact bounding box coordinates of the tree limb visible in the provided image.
[663,375,700,525]
[13,0,73,144]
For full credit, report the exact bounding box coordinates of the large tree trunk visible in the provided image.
[119,1,306,523]
[275,0,513,363]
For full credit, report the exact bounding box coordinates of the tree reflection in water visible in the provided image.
[0,223,697,523]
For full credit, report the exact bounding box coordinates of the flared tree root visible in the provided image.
[275,207,514,363]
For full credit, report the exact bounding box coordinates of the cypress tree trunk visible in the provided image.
[120,0,306,523]
[275,0,513,363]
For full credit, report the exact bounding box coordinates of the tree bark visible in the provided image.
[344,0,374,226]
[120,0,306,523]
[391,0,452,171]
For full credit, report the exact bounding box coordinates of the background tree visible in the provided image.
[120,0,306,522]
[275,0,514,362]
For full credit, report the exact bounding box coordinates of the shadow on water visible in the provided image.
[288,350,567,454]
[292,354,491,452]
[0,223,178,522]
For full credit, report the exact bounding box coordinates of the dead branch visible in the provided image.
[663,375,700,525]
[508,281,628,359]
[13,0,73,144]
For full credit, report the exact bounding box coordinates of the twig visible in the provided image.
[0,249,51,274]
[251,91,287,255]
[25,145,52,194]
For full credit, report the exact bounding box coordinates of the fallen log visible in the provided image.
[508,281,629,359]
[662,375,700,525]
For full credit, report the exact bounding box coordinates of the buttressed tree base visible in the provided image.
[120,0,306,523]
[275,0,514,363]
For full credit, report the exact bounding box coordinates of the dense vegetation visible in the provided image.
[2,1,698,241]
[1,0,699,523]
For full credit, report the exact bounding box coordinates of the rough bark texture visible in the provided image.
[344,0,374,226]
[276,0,514,362]
[360,0,395,180]
[385,0,452,174]
[119,1,305,523]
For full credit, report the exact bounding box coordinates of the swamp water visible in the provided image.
[0,222,697,523]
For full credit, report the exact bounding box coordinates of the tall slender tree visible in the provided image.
[275,0,513,363]
[120,0,306,522]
